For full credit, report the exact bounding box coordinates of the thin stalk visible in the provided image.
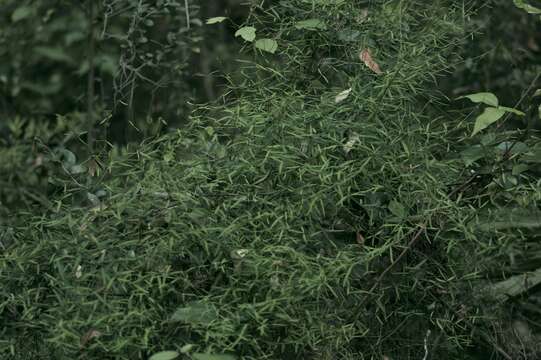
[87,0,96,153]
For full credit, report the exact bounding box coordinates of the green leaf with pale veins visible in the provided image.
[458,92,499,107]
[169,302,217,325]
[472,107,506,136]
[149,351,180,360]
[255,39,278,53]
[235,27,256,42]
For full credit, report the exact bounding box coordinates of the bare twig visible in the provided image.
[357,224,427,312]
[87,0,96,152]
[184,0,190,29]
[422,329,431,360]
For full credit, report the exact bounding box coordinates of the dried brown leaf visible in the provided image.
[80,329,102,348]
[359,48,383,74]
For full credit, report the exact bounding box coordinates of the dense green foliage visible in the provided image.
[1,1,541,359]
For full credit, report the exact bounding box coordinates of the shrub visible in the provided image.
[2,1,540,359]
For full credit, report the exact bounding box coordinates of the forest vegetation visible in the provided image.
[1,1,541,359]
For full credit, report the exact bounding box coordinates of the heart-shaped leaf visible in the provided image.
[255,39,278,53]
[235,27,256,42]
[169,302,217,325]
[472,107,506,136]
[458,92,499,107]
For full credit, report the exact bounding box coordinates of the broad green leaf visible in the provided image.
[482,267,541,302]
[69,164,87,175]
[472,107,506,136]
[512,164,530,175]
[180,344,195,354]
[458,92,499,107]
[474,209,541,231]
[12,6,33,22]
[149,351,180,360]
[388,200,406,218]
[170,302,217,325]
[192,354,237,360]
[57,148,77,166]
[294,19,327,30]
[255,39,278,53]
[498,106,525,116]
[206,17,227,24]
[496,141,528,155]
[338,29,361,42]
[460,145,487,166]
[513,0,541,14]
[235,27,256,42]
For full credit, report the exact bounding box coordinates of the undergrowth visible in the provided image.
[1,1,540,359]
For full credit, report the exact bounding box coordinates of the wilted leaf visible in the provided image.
[472,107,506,136]
[335,88,352,103]
[149,351,180,360]
[206,17,227,24]
[235,27,256,42]
[458,92,499,107]
[294,19,327,30]
[359,49,383,74]
[230,249,249,259]
[255,39,278,53]
[359,9,369,22]
[80,329,102,348]
[75,265,83,279]
[343,133,360,154]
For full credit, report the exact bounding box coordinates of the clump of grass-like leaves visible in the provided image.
[2,1,540,359]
